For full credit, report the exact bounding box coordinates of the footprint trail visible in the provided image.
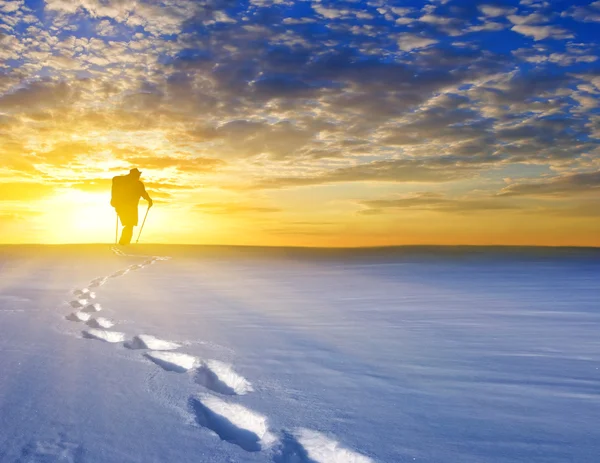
[60,246,375,463]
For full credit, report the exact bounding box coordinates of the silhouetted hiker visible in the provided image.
[111,168,153,245]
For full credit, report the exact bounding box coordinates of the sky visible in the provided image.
[0,0,599,246]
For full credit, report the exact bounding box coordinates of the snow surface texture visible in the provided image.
[190,394,276,452]
[66,311,91,322]
[292,428,374,463]
[86,317,114,329]
[82,329,125,343]
[196,360,254,396]
[126,334,181,351]
[2,245,599,462]
[145,351,199,372]
[50,246,370,462]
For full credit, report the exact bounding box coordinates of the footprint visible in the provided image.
[125,335,181,351]
[272,431,317,463]
[274,429,374,463]
[82,329,125,343]
[73,288,96,299]
[18,433,85,463]
[145,351,199,372]
[189,394,275,452]
[66,312,92,323]
[82,303,102,313]
[88,277,108,288]
[86,317,114,329]
[195,360,253,396]
[108,269,129,278]
[69,299,88,309]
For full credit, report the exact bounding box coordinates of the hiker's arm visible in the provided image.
[141,184,153,207]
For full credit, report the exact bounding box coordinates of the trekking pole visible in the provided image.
[136,205,150,244]
[115,212,119,245]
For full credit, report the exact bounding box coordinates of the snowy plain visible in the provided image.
[0,244,599,463]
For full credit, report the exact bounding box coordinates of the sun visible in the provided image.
[40,190,116,243]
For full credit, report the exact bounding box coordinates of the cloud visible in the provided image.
[508,13,549,25]
[397,33,438,51]
[194,202,280,214]
[248,157,481,190]
[122,156,227,173]
[44,0,205,36]
[478,4,517,17]
[499,171,600,197]
[0,182,57,201]
[358,192,520,214]
[511,24,573,41]
[96,19,117,36]
[68,178,111,193]
[562,3,600,23]
[0,80,75,110]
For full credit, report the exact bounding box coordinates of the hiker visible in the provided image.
[111,168,153,245]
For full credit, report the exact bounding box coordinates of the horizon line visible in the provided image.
[1,243,599,250]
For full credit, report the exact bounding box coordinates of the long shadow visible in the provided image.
[194,365,237,396]
[272,431,317,463]
[189,397,262,452]
[144,352,191,373]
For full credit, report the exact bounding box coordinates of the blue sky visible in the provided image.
[0,0,599,245]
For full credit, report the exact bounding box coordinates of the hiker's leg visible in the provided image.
[119,225,134,245]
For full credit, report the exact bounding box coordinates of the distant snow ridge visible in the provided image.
[82,303,102,313]
[66,312,91,322]
[292,429,374,463]
[145,351,199,372]
[82,329,125,343]
[195,360,253,396]
[86,317,114,329]
[126,335,181,351]
[190,394,275,452]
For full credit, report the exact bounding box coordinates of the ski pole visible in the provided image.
[115,212,119,245]
[136,205,150,244]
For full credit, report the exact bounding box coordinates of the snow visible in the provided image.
[191,393,276,452]
[292,428,375,463]
[127,334,181,350]
[0,244,599,462]
[87,317,115,329]
[145,351,199,372]
[83,329,126,343]
[82,303,102,313]
[66,311,91,322]
[196,360,254,395]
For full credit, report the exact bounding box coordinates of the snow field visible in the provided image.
[59,246,374,462]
